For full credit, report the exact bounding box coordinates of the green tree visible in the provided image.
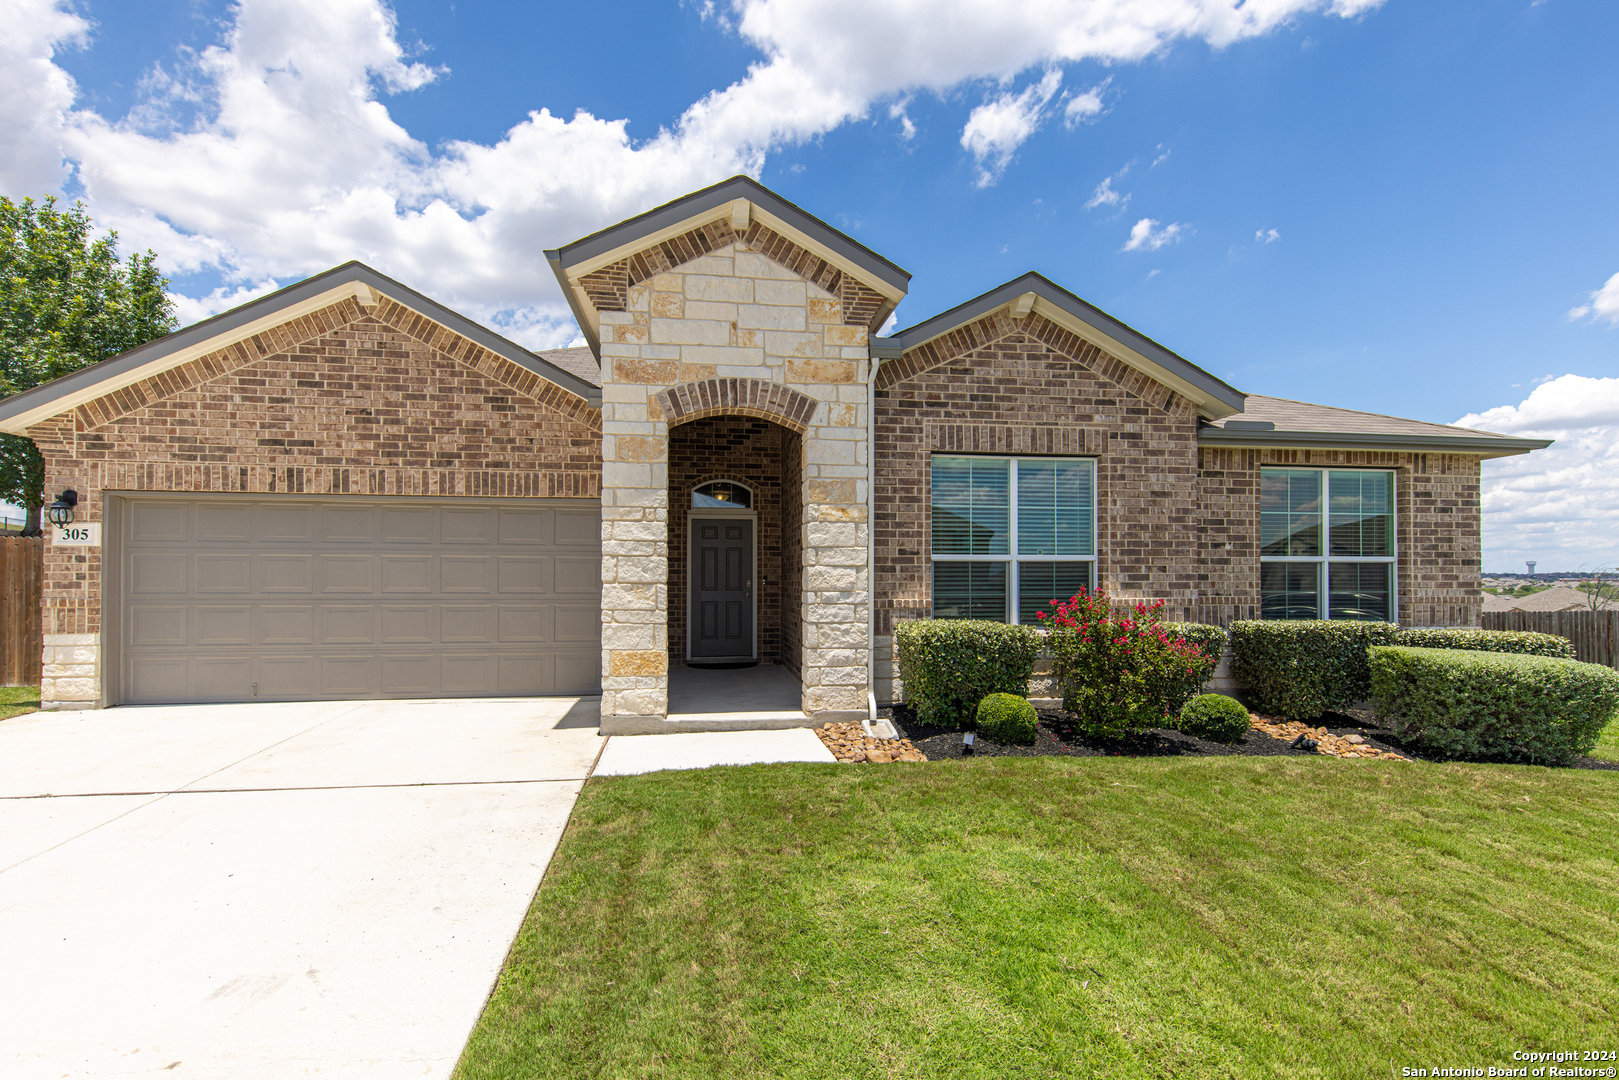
[1,196,176,534]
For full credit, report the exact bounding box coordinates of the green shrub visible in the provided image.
[896,619,1040,729]
[1177,693,1252,743]
[1041,590,1210,739]
[1394,627,1575,659]
[1164,622,1229,686]
[1369,646,1619,764]
[976,693,1039,745]
[1229,620,1399,720]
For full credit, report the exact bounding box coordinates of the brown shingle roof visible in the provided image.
[1199,395,1550,458]
[1481,586,1590,613]
[536,346,601,388]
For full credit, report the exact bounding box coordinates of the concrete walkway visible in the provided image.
[0,697,604,1080]
[667,662,805,722]
[594,727,836,776]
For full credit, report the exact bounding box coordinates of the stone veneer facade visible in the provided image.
[595,237,875,724]
[29,293,600,709]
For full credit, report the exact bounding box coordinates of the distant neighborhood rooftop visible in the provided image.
[1481,586,1591,613]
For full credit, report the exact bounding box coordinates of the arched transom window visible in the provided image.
[692,481,753,509]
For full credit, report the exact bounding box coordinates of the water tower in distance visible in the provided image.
[1526,560,1537,577]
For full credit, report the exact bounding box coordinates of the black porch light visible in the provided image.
[47,489,78,527]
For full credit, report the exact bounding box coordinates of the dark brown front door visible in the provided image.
[690,518,753,660]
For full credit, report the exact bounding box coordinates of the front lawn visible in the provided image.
[0,685,40,721]
[457,756,1618,1079]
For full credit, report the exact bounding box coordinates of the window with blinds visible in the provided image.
[1259,467,1396,621]
[931,456,1096,623]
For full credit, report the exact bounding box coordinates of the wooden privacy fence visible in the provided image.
[0,537,43,686]
[1482,609,1619,670]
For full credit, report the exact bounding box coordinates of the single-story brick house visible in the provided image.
[0,176,1549,729]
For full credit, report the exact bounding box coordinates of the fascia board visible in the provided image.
[548,176,912,298]
[547,251,601,359]
[1197,427,1553,459]
[893,272,1246,420]
[0,263,600,434]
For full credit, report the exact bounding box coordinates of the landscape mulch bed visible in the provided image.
[877,703,1619,771]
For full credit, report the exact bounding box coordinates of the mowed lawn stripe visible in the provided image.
[456,756,1619,1080]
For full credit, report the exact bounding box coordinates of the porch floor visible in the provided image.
[667,663,805,722]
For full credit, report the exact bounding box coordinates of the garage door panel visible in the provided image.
[196,656,253,699]
[380,606,435,645]
[128,656,190,701]
[443,507,496,545]
[258,503,314,543]
[130,502,190,544]
[554,605,599,643]
[382,506,434,544]
[316,555,374,594]
[381,654,437,695]
[259,655,317,697]
[497,556,552,594]
[129,606,188,647]
[196,503,251,543]
[197,554,252,594]
[497,507,550,546]
[497,605,551,643]
[118,496,601,704]
[440,605,495,644]
[500,653,552,694]
[320,606,376,645]
[321,655,377,695]
[258,555,313,593]
[128,553,189,595]
[319,503,375,543]
[259,606,315,646]
[441,654,497,694]
[554,557,600,596]
[555,509,598,547]
[196,606,252,646]
[440,556,494,594]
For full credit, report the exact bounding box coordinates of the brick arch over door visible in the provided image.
[654,378,817,434]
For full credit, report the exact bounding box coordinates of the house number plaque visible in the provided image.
[52,523,101,546]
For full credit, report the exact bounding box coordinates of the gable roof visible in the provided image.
[881,271,1247,420]
[1199,396,1551,458]
[0,262,602,435]
[537,346,602,387]
[545,175,912,356]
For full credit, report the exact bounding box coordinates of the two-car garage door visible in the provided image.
[114,496,600,704]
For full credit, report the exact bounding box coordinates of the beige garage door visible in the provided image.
[114,496,600,704]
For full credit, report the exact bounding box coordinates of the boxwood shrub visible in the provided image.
[1164,622,1229,685]
[1369,646,1619,764]
[895,619,1040,729]
[1393,627,1575,659]
[1177,693,1251,743]
[1229,620,1399,720]
[976,693,1039,745]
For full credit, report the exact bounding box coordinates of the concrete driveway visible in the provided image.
[0,697,604,1080]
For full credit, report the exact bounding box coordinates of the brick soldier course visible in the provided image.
[0,176,1550,716]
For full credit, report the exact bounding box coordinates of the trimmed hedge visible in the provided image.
[1164,622,1229,685]
[1229,620,1399,720]
[1177,693,1251,743]
[1393,627,1576,659]
[976,693,1039,745]
[896,620,1040,729]
[1369,646,1619,764]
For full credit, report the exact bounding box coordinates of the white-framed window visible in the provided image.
[1259,467,1397,621]
[930,455,1097,624]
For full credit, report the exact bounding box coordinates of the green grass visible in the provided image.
[457,756,1619,1080]
[1594,716,1619,762]
[0,685,39,721]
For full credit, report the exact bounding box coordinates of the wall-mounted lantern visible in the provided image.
[47,489,78,527]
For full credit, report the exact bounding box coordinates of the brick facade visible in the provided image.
[1195,447,1482,627]
[30,293,600,708]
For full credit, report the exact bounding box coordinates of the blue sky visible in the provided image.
[4,0,1617,569]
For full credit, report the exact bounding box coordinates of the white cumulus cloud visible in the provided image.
[3,0,1388,342]
[960,70,1064,187]
[1457,374,1619,570]
[1086,176,1129,210]
[1123,217,1185,251]
[1568,271,1619,324]
[1256,227,1280,243]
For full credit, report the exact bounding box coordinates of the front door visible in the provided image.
[690,518,754,661]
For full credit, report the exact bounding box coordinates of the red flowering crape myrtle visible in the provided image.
[1037,588,1208,739]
